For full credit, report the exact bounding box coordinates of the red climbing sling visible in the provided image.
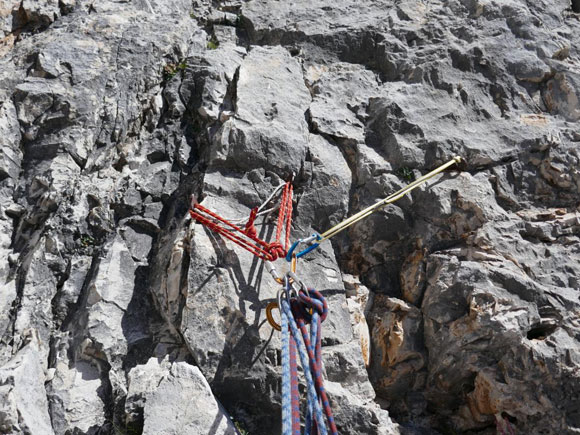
[189,181,293,261]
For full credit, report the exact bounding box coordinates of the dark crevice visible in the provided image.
[50,258,72,330]
[9,1,65,44]
[58,0,75,16]
[60,251,101,332]
[501,411,518,425]
[527,323,558,340]
[427,238,466,255]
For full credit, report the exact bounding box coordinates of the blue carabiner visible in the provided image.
[285,233,322,261]
[296,241,320,259]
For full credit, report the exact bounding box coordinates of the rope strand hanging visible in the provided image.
[279,274,338,435]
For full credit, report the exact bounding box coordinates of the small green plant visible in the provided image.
[207,39,219,50]
[397,166,415,182]
[233,420,249,435]
[80,234,96,247]
[189,11,196,19]
[163,61,187,80]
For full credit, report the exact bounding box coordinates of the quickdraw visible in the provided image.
[266,260,315,333]
[266,255,297,332]
[190,157,461,262]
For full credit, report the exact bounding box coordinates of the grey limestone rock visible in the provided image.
[209,45,311,175]
[0,0,579,433]
[296,133,352,232]
[81,235,137,370]
[126,357,238,435]
[141,362,238,435]
[0,334,54,435]
[48,358,107,435]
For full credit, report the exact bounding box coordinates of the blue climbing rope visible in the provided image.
[279,273,338,435]
[293,289,337,435]
[280,296,328,435]
[281,290,300,434]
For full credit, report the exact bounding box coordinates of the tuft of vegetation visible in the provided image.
[235,15,243,27]
[163,61,187,80]
[397,166,415,182]
[233,420,250,435]
[80,234,96,247]
[207,39,219,50]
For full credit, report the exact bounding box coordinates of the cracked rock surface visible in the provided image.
[0,0,579,434]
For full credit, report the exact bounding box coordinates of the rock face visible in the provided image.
[0,334,54,435]
[0,0,579,434]
[125,357,238,435]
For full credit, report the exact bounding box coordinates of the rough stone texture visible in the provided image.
[48,359,106,434]
[209,45,311,174]
[0,334,54,435]
[126,357,237,435]
[368,296,426,412]
[0,0,579,434]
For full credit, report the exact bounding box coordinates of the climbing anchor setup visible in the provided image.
[189,179,293,261]
[188,156,462,434]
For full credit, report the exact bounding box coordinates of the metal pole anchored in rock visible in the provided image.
[286,156,463,260]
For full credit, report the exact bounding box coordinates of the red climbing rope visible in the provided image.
[189,181,294,262]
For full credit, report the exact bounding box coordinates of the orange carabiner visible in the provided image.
[266,301,281,331]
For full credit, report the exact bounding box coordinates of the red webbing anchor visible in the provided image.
[189,181,294,262]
